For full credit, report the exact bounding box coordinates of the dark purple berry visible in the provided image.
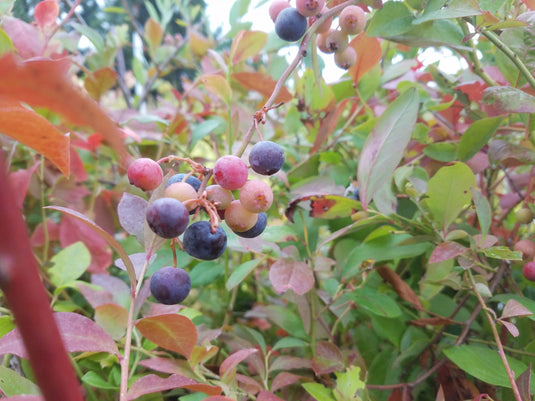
[146,197,189,239]
[249,141,284,175]
[166,173,202,192]
[275,7,307,42]
[234,212,267,238]
[150,266,191,304]
[183,221,227,260]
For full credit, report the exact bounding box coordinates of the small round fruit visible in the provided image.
[296,0,325,17]
[206,184,233,210]
[213,155,249,190]
[269,0,291,22]
[326,29,348,53]
[249,141,285,175]
[523,261,535,281]
[316,31,334,53]
[166,173,202,192]
[234,212,267,238]
[150,266,191,305]
[127,158,163,191]
[515,208,534,224]
[146,197,189,239]
[239,180,273,213]
[225,200,258,232]
[275,7,308,42]
[183,221,227,260]
[334,46,357,69]
[514,239,535,258]
[339,5,366,35]
[164,182,198,210]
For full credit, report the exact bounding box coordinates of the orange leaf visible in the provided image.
[144,18,164,49]
[348,33,382,85]
[84,67,118,101]
[232,72,293,104]
[230,30,268,65]
[135,314,197,359]
[0,100,69,175]
[0,54,128,164]
[377,265,423,310]
[199,74,232,105]
[311,99,352,155]
[521,0,535,9]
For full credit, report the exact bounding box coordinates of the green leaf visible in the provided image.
[0,28,13,56]
[82,371,118,390]
[395,20,469,50]
[444,345,533,391]
[367,2,414,37]
[226,259,260,290]
[458,117,502,161]
[229,0,250,23]
[71,22,105,52]
[423,162,476,233]
[273,337,309,351]
[0,365,40,396]
[480,246,522,261]
[190,117,226,149]
[264,305,308,340]
[189,261,224,287]
[423,142,458,162]
[414,0,482,24]
[357,88,419,209]
[303,382,336,401]
[48,242,90,288]
[295,69,335,112]
[350,286,402,318]
[471,188,491,237]
[334,366,365,401]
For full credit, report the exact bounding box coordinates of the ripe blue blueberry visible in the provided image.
[249,141,285,175]
[234,212,267,238]
[166,173,202,192]
[150,266,191,305]
[183,221,227,260]
[275,7,307,42]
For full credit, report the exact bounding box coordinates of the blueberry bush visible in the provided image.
[1,0,535,400]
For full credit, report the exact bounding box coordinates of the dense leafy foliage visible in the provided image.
[1,0,535,401]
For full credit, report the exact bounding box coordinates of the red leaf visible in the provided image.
[269,259,315,295]
[349,33,382,84]
[271,372,303,392]
[0,312,120,358]
[8,161,41,209]
[377,265,423,310]
[232,72,293,103]
[429,241,467,264]
[500,320,519,337]
[285,194,361,223]
[0,54,128,164]
[501,299,533,319]
[139,357,190,375]
[220,348,258,382]
[34,0,59,30]
[521,0,535,9]
[312,341,344,375]
[136,314,197,359]
[257,391,285,401]
[0,100,69,175]
[127,374,221,401]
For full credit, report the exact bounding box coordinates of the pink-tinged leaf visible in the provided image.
[311,99,350,155]
[59,215,111,274]
[46,206,136,287]
[0,312,119,358]
[8,161,40,209]
[270,356,312,372]
[501,299,533,319]
[2,397,44,401]
[312,341,345,376]
[269,259,314,295]
[348,33,382,84]
[204,397,236,401]
[488,140,535,167]
[473,234,498,249]
[482,87,535,115]
[94,303,128,340]
[34,0,59,30]
[429,242,468,264]
[76,282,114,308]
[199,74,232,105]
[139,357,191,376]
[117,193,148,243]
[0,100,69,176]
[521,0,535,9]
[230,30,268,64]
[285,194,361,223]
[232,72,293,104]
[220,348,258,383]
[516,365,532,401]
[257,391,285,401]
[435,385,445,401]
[271,372,303,392]
[500,320,520,337]
[236,374,263,394]
[357,88,419,209]
[127,374,221,400]
[115,253,156,280]
[135,314,197,359]
[2,17,44,58]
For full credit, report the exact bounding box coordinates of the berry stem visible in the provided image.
[235,0,359,158]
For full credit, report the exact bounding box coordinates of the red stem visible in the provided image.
[0,154,84,401]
